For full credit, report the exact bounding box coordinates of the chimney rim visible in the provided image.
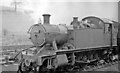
[42,14,51,16]
[73,17,78,19]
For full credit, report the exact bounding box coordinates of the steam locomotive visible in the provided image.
[17,14,119,73]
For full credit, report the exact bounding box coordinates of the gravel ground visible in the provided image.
[96,63,119,71]
[1,64,19,71]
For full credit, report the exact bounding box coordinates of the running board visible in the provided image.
[75,59,97,64]
[56,46,117,55]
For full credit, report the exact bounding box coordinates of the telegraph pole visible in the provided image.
[11,0,22,12]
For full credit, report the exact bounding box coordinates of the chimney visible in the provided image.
[73,17,78,22]
[43,14,51,24]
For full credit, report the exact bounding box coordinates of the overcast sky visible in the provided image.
[0,0,119,33]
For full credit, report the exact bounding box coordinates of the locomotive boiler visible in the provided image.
[28,14,68,47]
[17,14,119,73]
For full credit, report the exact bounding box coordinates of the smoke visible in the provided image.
[22,0,49,24]
[21,0,119,24]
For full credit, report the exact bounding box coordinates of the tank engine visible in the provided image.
[17,14,119,73]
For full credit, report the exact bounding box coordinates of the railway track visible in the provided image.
[64,60,119,72]
[1,47,119,72]
[82,60,119,71]
[1,57,119,72]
